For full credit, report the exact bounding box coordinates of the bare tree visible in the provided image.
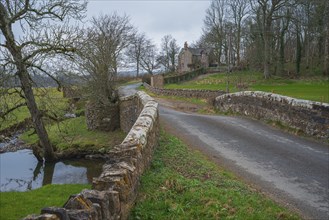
[76,13,135,103]
[168,38,180,72]
[160,35,171,72]
[203,0,227,65]
[250,0,290,78]
[127,33,146,77]
[140,39,159,74]
[160,35,179,72]
[0,0,87,161]
[228,0,250,66]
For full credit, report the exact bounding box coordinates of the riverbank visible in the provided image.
[0,133,30,153]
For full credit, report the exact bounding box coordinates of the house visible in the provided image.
[177,42,216,73]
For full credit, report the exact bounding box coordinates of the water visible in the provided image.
[0,149,104,192]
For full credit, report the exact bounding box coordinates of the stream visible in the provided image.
[0,138,103,192]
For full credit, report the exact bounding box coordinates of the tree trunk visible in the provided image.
[324,27,329,76]
[0,9,55,162]
[236,25,241,67]
[296,25,302,76]
[136,61,140,77]
[263,32,271,79]
[263,15,273,79]
[278,33,285,76]
[19,68,55,161]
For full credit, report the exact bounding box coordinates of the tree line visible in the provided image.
[195,0,329,78]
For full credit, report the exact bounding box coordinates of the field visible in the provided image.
[20,116,125,151]
[130,131,300,219]
[0,88,69,131]
[164,71,328,103]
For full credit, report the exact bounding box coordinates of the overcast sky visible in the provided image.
[87,0,211,49]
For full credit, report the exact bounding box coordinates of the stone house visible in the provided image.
[177,42,216,73]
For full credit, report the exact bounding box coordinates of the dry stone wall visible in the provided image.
[24,91,159,220]
[164,68,205,84]
[214,91,329,139]
[144,82,226,101]
[150,74,164,88]
[86,101,120,132]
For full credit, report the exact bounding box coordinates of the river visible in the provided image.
[0,146,103,192]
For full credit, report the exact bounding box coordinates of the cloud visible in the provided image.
[87,0,210,48]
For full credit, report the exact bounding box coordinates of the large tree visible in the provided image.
[250,0,290,78]
[228,0,249,66]
[140,39,159,74]
[127,33,146,77]
[203,0,227,65]
[75,13,135,103]
[0,0,87,161]
[160,35,179,72]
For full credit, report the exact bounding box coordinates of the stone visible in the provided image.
[214,91,329,139]
[85,101,120,132]
[64,113,76,118]
[23,214,60,220]
[66,209,97,220]
[63,194,93,210]
[41,207,69,220]
[81,189,121,220]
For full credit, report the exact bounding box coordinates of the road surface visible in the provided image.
[121,84,329,219]
[160,107,328,219]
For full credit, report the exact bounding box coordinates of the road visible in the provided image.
[121,84,329,219]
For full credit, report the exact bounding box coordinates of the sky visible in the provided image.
[87,0,211,49]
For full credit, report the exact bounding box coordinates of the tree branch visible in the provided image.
[27,63,62,91]
[0,102,27,119]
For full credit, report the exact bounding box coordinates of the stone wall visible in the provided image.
[119,95,139,133]
[150,74,164,88]
[164,68,205,84]
[144,82,226,101]
[86,101,120,132]
[24,91,160,220]
[214,91,329,139]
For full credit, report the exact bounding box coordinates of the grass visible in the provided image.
[0,88,69,131]
[0,184,90,220]
[20,116,126,152]
[164,71,329,103]
[130,131,300,220]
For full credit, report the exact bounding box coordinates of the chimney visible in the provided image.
[184,41,188,50]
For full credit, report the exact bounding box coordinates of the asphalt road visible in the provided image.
[160,106,329,219]
[121,84,329,219]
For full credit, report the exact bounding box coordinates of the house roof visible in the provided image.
[188,48,212,56]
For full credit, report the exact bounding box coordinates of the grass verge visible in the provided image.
[130,130,300,219]
[0,184,90,220]
[164,71,328,103]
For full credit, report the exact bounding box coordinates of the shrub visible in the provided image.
[142,74,152,85]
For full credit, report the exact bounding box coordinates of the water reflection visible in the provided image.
[0,149,103,192]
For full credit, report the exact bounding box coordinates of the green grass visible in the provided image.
[252,82,328,103]
[0,106,30,130]
[130,131,300,220]
[21,116,125,152]
[164,71,329,103]
[0,88,69,131]
[0,184,90,220]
